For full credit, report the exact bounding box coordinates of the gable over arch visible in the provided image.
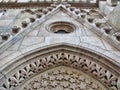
[0,44,120,90]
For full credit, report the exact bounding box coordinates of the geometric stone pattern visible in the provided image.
[1,51,119,90]
[22,66,107,90]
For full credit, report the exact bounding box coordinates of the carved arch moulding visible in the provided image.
[0,44,120,90]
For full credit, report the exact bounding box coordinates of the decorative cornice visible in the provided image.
[0,1,98,9]
[0,2,120,55]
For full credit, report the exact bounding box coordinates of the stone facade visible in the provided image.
[0,45,120,90]
[108,4,120,31]
[107,0,118,6]
[0,1,120,90]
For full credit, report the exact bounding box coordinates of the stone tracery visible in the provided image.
[0,1,120,90]
[22,66,107,90]
[0,47,119,90]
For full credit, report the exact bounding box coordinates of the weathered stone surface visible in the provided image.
[22,66,107,90]
[0,47,119,90]
[107,0,118,6]
[0,2,120,90]
[108,4,120,30]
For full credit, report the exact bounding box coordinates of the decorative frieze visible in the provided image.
[22,66,107,90]
[1,51,119,90]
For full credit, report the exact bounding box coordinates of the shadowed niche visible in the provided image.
[54,29,70,34]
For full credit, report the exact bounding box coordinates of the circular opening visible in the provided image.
[54,29,70,34]
[48,22,76,34]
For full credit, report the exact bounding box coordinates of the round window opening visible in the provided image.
[48,22,76,34]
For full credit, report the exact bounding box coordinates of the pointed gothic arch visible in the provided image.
[0,44,119,90]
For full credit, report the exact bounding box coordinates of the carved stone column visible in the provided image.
[106,0,118,6]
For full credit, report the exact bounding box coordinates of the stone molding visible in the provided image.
[0,1,98,9]
[0,3,120,55]
[0,45,119,90]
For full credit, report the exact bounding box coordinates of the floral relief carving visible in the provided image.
[1,52,119,90]
[22,66,106,90]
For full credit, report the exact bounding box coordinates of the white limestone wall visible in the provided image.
[107,4,120,31]
[99,1,115,15]
[0,9,120,69]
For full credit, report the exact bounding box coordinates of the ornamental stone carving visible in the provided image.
[22,66,107,90]
[1,51,119,90]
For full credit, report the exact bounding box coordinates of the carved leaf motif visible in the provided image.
[64,53,69,60]
[23,84,32,90]
[19,69,28,78]
[60,81,69,88]
[69,83,77,90]
[42,58,51,67]
[9,72,22,86]
[93,65,102,77]
[42,73,49,79]
[99,68,106,78]
[49,75,55,81]
[2,80,10,90]
[117,78,120,89]
[24,65,33,76]
[50,81,57,87]
[2,52,118,90]
[105,71,118,88]
[80,82,87,89]
[64,75,70,80]
[33,82,41,89]
[68,54,74,61]
[78,75,84,81]
[56,74,63,80]
[9,77,18,86]
[91,83,98,89]
[41,81,48,87]
[14,72,24,84]
[29,63,39,72]
[52,70,59,75]
[70,78,76,83]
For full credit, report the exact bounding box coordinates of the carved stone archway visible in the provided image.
[0,44,120,90]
